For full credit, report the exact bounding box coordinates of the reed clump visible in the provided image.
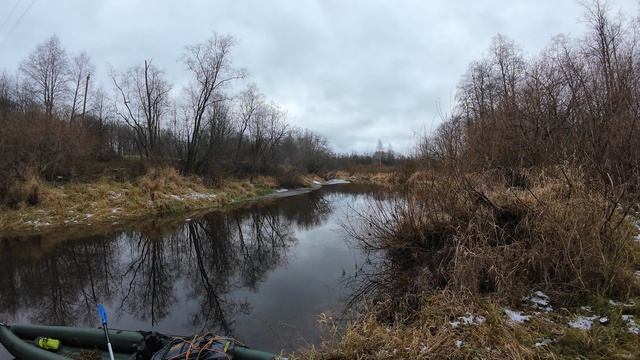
[138,166,205,200]
[318,167,640,359]
[348,167,639,304]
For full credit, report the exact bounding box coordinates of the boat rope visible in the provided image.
[163,333,246,360]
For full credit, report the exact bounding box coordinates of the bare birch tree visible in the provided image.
[181,34,245,173]
[111,60,171,160]
[19,35,69,118]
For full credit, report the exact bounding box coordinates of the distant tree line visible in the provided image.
[0,33,336,201]
[420,1,640,193]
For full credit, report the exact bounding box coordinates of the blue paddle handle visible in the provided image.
[98,303,108,325]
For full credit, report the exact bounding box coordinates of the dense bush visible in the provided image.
[348,168,639,309]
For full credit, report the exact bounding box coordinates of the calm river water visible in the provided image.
[0,183,384,358]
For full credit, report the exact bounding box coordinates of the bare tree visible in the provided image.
[68,52,94,122]
[19,35,69,118]
[112,60,171,160]
[234,83,262,163]
[247,100,288,173]
[181,34,245,173]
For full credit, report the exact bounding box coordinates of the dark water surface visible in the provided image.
[0,184,382,358]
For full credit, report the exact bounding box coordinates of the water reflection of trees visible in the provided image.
[0,235,118,326]
[0,186,334,333]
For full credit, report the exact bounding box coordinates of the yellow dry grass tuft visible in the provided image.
[0,167,278,234]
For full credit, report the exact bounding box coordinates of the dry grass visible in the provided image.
[296,292,640,359]
[304,167,640,359]
[348,168,639,302]
[0,167,279,235]
[3,171,45,208]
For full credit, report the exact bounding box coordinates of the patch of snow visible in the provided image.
[504,309,530,324]
[185,218,191,222]
[169,194,184,201]
[580,306,592,312]
[634,270,640,279]
[609,299,635,307]
[535,339,553,347]
[107,191,121,199]
[460,313,486,325]
[455,340,464,348]
[111,208,121,213]
[324,179,351,185]
[569,316,599,330]
[450,313,485,328]
[85,214,94,219]
[599,317,609,325]
[523,291,553,312]
[313,180,322,185]
[24,220,51,227]
[622,315,640,335]
[275,188,289,193]
[187,192,216,200]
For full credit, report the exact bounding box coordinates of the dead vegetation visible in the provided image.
[0,167,280,235]
[346,168,638,303]
[299,167,640,359]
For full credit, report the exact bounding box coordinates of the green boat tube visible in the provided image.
[0,323,281,360]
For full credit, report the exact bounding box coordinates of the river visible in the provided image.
[0,183,384,358]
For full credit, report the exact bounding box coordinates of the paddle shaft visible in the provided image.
[98,304,115,360]
[101,324,115,360]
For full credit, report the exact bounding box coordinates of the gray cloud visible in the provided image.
[0,0,637,153]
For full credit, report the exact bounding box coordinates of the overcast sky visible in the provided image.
[0,0,637,153]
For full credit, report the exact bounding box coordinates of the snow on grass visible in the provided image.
[325,179,351,185]
[24,219,51,227]
[535,339,553,347]
[449,313,486,328]
[622,315,640,335]
[107,191,122,199]
[569,316,599,330]
[455,340,464,348]
[523,291,553,312]
[187,192,216,200]
[609,299,636,307]
[503,308,530,324]
[275,188,289,193]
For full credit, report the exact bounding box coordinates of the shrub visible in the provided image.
[347,167,640,310]
[2,171,45,209]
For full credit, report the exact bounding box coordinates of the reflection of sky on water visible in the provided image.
[0,184,384,357]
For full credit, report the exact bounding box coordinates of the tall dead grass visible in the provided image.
[346,167,639,308]
[138,167,205,200]
[2,170,47,209]
[310,167,640,359]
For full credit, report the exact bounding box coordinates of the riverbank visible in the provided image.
[298,291,640,359]
[0,167,330,236]
[296,167,640,359]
